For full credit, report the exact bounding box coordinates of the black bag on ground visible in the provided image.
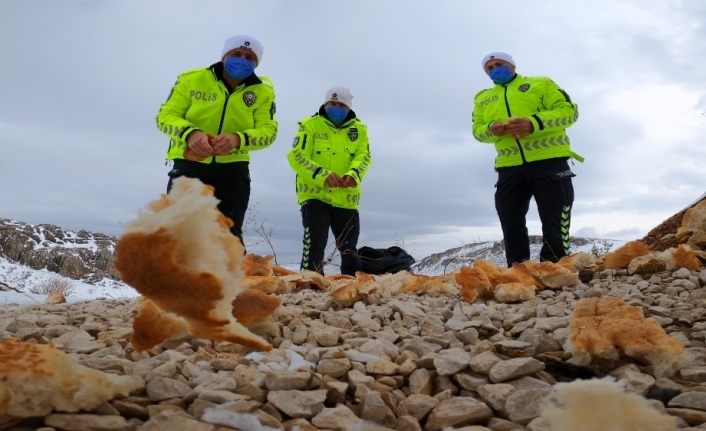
[357,246,415,274]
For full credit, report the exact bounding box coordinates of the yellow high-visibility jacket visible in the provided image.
[472,74,583,167]
[156,62,277,163]
[287,109,372,210]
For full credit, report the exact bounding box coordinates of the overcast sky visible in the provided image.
[1,0,705,266]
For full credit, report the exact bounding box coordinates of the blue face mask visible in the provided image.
[489,65,514,84]
[224,56,255,80]
[326,106,349,124]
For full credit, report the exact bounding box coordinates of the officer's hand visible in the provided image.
[325,173,343,188]
[341,175,357,188]
[211,133,240,155]
[489,121,507,137]
[506,118,534,139]
[186,130,214,157]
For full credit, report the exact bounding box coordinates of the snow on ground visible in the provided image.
[0,256,137,307]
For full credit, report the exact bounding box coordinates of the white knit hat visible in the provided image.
[482,52,515,70]
[221,35,263,64]
[324,86,353,109]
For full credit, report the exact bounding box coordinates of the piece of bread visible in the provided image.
[522,261,579,289]
[400,274,431,294]
[242,254,274,276]
[114,177,271,352]
[455,267,493,302]
[279,270,330,291]
[603,240,651,269]
[131,297,190,352]
[566,297,686,377]
[330,280,379,306]
[375,271,415,295]
[427,274,460,296]
[272,265,296,276]
[541,377,678,431]
[232,289,281,326]
[494,282,536,303]
[557,252,596,271]
[0,339,144,418]
[241,276,290,294]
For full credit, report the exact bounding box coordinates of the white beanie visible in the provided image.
[324,86,353,109]
[482,52,515,70]
[221,35,264,64]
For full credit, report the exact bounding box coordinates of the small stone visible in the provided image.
[409,368,433,395]
[317,358,352,378]
[311,404,360,430]
[264,370,311,390]
[111,399,149,419]
[360,390,396,428]
[146,377,192,402]
[469,351,502,375]
[396,415,423,431]
[141,410,213,431]
[434,348,470,376]
[489,358,545,383]
[366,358,399,375]
[397,394,439,421]
[477,384,515,416]
[681,366,706,382]
[666,408,706,426]
[44,414,131,431]
[505,388,551,425]
[314,327,341,346]
[267,390,327,418]
[669,391,706,411]
[425,397,493,431]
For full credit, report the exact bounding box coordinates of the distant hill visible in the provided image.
[0,218,119,283]
[411,236,622,275]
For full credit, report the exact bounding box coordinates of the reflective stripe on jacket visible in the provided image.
[472,74,583,167]
[287,109,371,210]
[156,62,277,163]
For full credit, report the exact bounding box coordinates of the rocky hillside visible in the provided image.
[0,219,119,283]
[412,236,619,275]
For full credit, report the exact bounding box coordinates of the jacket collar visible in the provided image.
[209,62,262,87]
[318,105,357,128]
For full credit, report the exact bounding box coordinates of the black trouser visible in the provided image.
[300,199,361,275]
[495,157,575,267]
[167,159,250,243]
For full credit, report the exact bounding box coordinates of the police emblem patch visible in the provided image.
[243,91,257,106]
[518,83,530,92]
[348,127,358,141]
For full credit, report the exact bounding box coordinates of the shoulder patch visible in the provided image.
[348,127,359,141]
[243,91,257,107]
[518,83,530,92]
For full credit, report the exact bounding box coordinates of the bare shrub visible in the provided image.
[30,277,73,296]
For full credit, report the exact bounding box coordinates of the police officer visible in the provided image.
[472,52,583,266]
[287,87,372,275]
[156,35,277,244]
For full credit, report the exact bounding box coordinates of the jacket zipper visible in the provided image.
[503,85,527,164]
[212,89,231,163]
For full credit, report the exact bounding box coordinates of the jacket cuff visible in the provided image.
[527,116,540,134]
[345,169,361,182]
[180,126,200,144]
[312,167,329,187]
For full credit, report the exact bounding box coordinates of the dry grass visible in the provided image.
[30,277,73,296]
